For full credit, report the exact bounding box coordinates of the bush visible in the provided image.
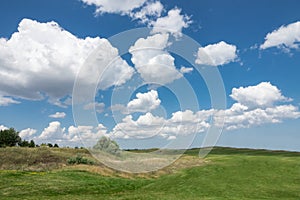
[29,140,35,148]
[67,154,94,165]
[93,136,120,156]
[17,139,35,148]
[18,140,30,147]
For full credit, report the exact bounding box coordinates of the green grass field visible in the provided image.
[0,147,299,199]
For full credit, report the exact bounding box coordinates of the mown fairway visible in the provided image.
[0,147,299,199]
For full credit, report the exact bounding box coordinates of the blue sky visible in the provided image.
[0,0,300,151]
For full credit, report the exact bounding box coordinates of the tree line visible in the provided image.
[0,127,120,154]
[0,128,58,148]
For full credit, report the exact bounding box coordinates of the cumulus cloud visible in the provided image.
[195,41,238,66]
[151,8,192,38]
[213,82,299,130]
[164,110,212,136]
[39,121,65,141]
[19,128,37,139]
[129,33,182,84]
[81,0,147,15]
[0,18,133,106]
[230,82,291,108]
[81,1,191,37]
[36,121,107,147]
[215,104,300,131]
[0,125,8,131]
[108,82,300,139]
[31,82,300,143]
[110,90,161,114]
[109,110,211,140]
[67,124,107,145]
[49,112,66,119]
[131,1,164,23]
[127,90,161,113]
[260,21,300,50]
[110,112,166,139]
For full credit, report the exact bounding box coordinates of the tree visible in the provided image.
[0,128,21,147]
[18,139,35,148]
[18,140,30,147]
[29,140,35,148]
[93,136,120,155]
[54,143,59,148]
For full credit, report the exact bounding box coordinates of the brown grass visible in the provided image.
[61,154,207,178]
[0,147,207,178]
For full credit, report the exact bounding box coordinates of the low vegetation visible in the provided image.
[67,154,95,165]
[0,147,94,171]
[0,147,299,199]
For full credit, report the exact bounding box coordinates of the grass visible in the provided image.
[0,147,95,171]
[0,147,299,199]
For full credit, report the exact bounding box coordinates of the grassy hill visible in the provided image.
[0,147,299,199]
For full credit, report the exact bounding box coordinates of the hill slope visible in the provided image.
[0,147,299,199]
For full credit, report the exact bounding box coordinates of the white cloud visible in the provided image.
[84,102,105,113]
[36,121,107,147]
[0,125,8,131]
[131,1,164,23]
[67,124,107,145]
[81,0,147,15]
[110,112,167,139]
[81,0,166,27]
[195,41,238,66]
[180,66,193,74]
[38,121,65,141]
[81,1,192,38]
[129,33,182,84]
[49,112,66,119]
[109,110,211,140]
[88,48,134,91]
[0,18,133,106]
[127,90,161,113]
[167,135,176,140]
[19,128,37,139]
[108,82,300,139]
[0,96,20,106]
[213,82,299,130]
[260,21,300,50]
[215,104,300,131]
[129,32,170,52]
[230,82,291,108]
[151,8,192,38]
[32,82,300,144]
[164,110,211,136]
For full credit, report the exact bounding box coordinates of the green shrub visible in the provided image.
[67,154,94,165]
[29,140,35,148]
